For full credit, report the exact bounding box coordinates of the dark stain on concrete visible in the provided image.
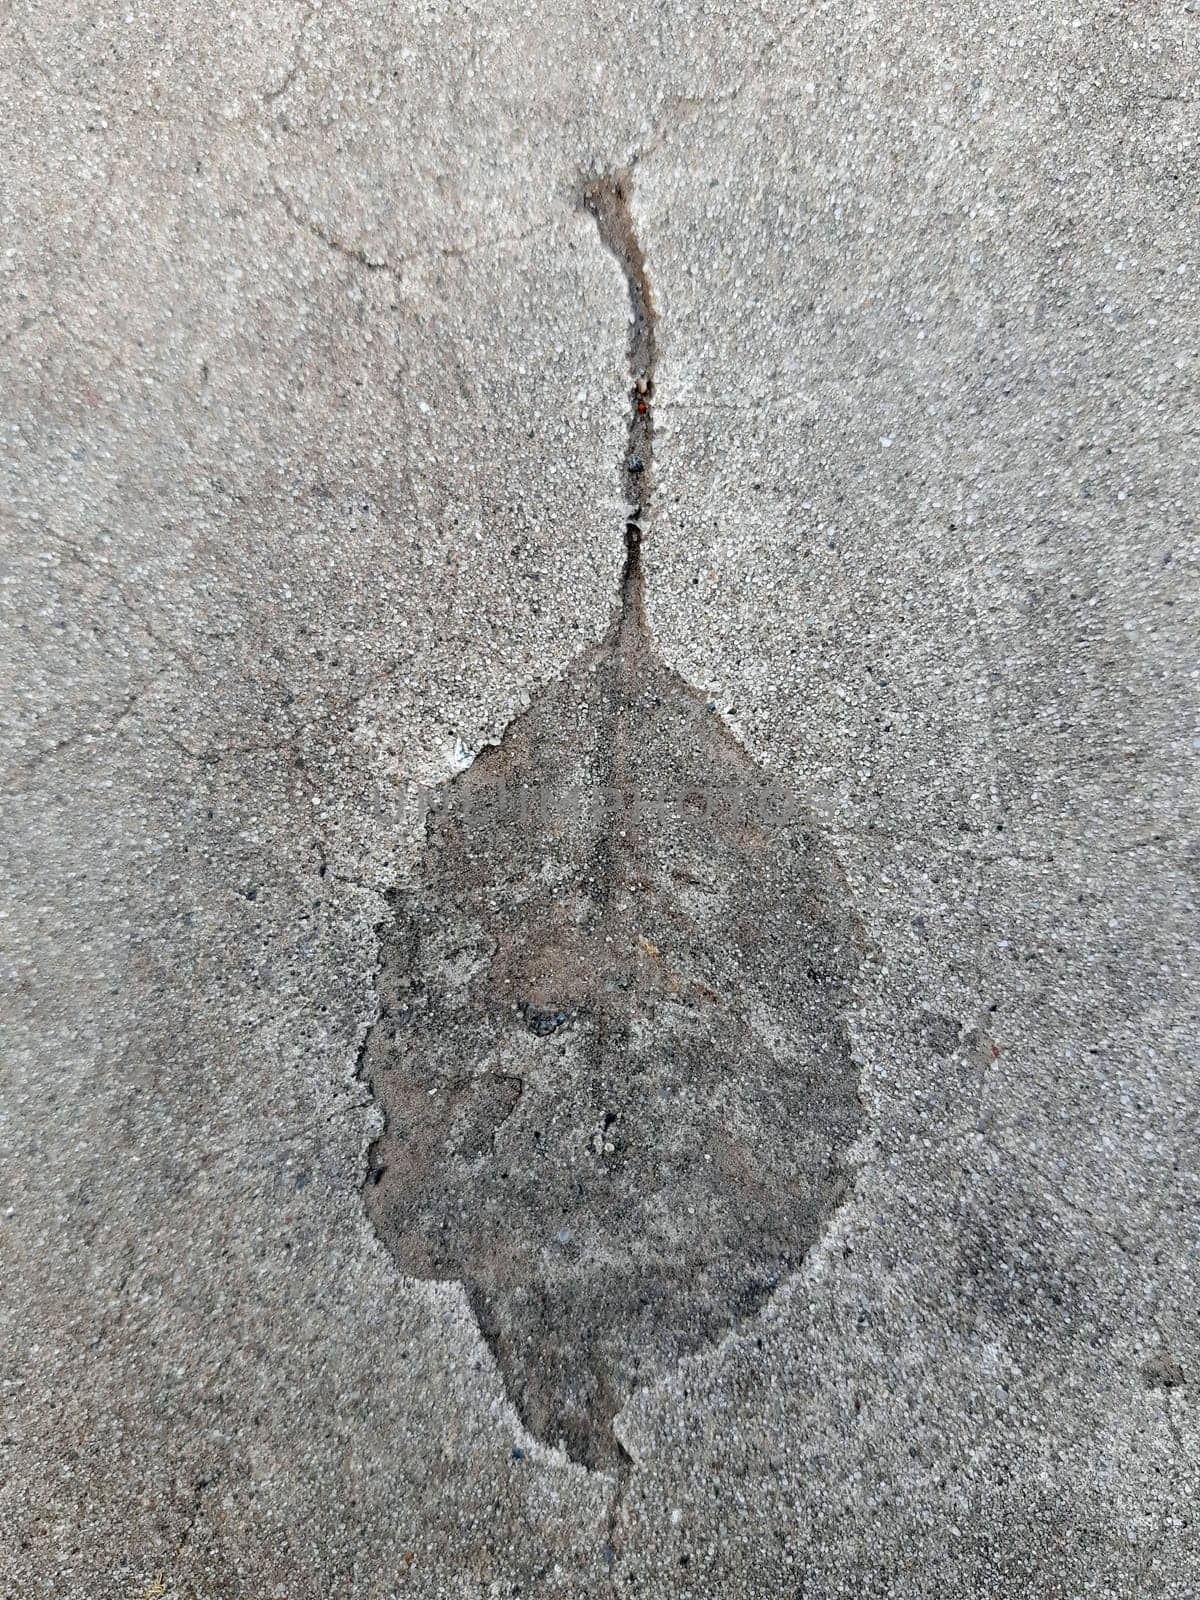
[357,172,865,1472]
[1142,1351,1185,1390]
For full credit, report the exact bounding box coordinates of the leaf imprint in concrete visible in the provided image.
[358,172,864,1473]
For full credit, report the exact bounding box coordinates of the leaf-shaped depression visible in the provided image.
[359,609,863,1471]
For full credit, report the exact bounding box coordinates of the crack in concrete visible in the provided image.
[272,182,395,275]
[271,180,555,284]
[263,0,319,103]
[583,168,657,626]
[172,1470,218,1570]
[11,662,176,785]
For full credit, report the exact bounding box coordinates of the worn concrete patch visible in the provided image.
[359,587,865,1471]
[357,174,865,1473]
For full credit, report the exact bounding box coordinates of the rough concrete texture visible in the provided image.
[1,2,1196,1597]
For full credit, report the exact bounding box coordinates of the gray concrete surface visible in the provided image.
[1,2,1197,1595]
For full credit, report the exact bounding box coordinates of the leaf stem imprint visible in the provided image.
[583,171,656,632]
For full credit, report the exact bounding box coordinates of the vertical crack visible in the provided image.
[583,171,657,632]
